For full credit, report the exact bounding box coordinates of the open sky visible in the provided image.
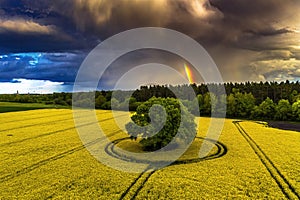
[0,0,300,93]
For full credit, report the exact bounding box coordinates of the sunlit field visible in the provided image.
[1,109,299,199]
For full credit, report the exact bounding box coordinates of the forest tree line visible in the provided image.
[1,81,300,121]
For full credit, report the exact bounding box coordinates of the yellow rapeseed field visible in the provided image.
[0,109,299,199]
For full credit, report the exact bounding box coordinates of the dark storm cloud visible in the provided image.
[0,52,85,83]
[210,0,300,49]
[52,0,300,65]
[0,31,86,54]
[0,0,300,88]
[1,0,299,52]
[0,0,97,53]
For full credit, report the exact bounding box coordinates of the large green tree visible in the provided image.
[125,97,196,151]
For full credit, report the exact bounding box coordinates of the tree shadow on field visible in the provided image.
[105,137,228,166]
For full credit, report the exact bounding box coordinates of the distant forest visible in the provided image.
[1,81,300,121]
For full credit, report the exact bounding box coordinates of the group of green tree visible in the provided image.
[1,81,300,121]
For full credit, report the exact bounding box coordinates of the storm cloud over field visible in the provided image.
[0,0,300,92]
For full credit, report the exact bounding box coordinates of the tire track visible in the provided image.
[0,110,113,133]
[105,137,227,165]
[0,114,128,148]
[105,139,156,200]
[112,137,227,199]
[130,171,155,200]
[119,172,147,200]
[173,137,227,165]
[0,130,123,183]
[233,121,300,200]
[119,167,155,200]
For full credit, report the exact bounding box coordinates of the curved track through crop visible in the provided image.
[233,121,300,200]
[112,137,227,199]
[105,137,227,165]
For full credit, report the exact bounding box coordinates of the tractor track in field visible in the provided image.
[119,167,156,200]
[105,137,227,165]
[0,130,123,183]
[233,121,300,200]
[119,171,147,199]
[130,170,156,200]
[112,137,227,199]
[172,137,227,165]
[0,111,117,133]
[0,114,128,148]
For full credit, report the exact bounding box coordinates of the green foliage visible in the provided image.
[275,100,292,120]
[188,97,200,116]
[54,98,68,106]
[251,97,276,120]
[110,98,120,110]
[227,90,255,118]
[95,94,106,109]
[289,90,299,103]
[226,93,236,117]
[216,94,227,115]
[203,92,218,115]
[101,101,111,110]
[125,97,196,151]
[119,97,140,111]
[292,100,300,121]
[236,92,256,118]
[2,81,300,121]
[250,106,261,120]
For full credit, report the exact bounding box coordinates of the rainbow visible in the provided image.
[184,63,194,84]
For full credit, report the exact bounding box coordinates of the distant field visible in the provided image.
[0,109,299,199]
[0,102,68,113]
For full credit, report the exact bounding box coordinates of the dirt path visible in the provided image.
[267,121,300,132]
